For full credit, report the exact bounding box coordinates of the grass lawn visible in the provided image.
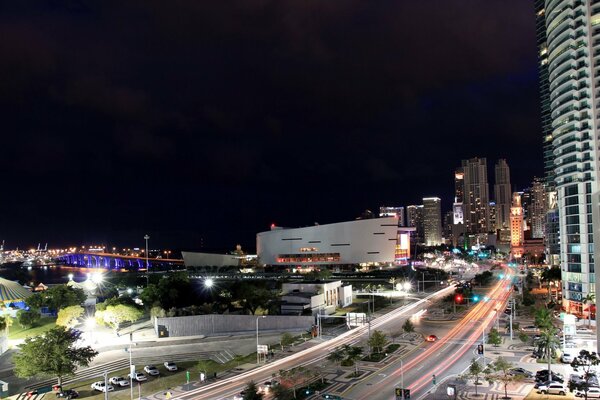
[9,317,56,340]
[65,354,258,399]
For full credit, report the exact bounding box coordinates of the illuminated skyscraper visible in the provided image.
[461,158,490,234]
[494,159,512,230]
[423,197,442,246]
[538,0,600,317]
[406,205,424,245]
[379,206,405,226]
[530,177,547,239]
[510,192,524,258]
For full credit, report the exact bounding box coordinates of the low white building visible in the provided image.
[280,280,352,316]
[257,217,412,267]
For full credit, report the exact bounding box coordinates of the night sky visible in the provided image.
[1,1,542,252]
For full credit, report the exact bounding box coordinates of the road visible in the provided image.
[344,273,513,400]
[175,286,457,400]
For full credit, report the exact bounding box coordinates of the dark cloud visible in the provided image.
[0,0,541,250]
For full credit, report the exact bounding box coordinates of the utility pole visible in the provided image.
[509,298,514,340]
[129,333,133,400]
[144,234,150,286]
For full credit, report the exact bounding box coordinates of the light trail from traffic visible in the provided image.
[177,285,456,400]
[350,270,513,400]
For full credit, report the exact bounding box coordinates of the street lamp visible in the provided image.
[256,316,266,364]
[68,273,74,281]
[204,278,214,289]
[144,235,150,286]
[402,281,412,292]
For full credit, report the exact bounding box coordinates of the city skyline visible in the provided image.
[0,2,542,249]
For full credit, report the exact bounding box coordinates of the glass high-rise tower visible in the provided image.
[538,0,600,317]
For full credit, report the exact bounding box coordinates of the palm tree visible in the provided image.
[342,345,363,376]
[326,350,344,371]
[537,326,560,377]
[583,293,595,327]
[541,266,561,302]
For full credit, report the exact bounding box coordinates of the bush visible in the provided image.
[385,344,400,353]
[340,359,354,367]
[17,309,41,328]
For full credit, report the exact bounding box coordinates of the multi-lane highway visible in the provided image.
[174,270,513,400]
[344,273,513,400]
[176,286,456,399]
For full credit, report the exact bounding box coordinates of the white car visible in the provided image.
[562,353,574,363]
[109,376,129,386]
[128,372,147,382]
[91,382,114,392]
[164,361,177,372]
[538,382,567,395]
[144,365,160,376]
[575,387,600,398]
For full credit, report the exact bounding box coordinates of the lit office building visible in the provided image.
[379,206,405,226]
[423,197,442,246]
[530,177,547,239]
[494,159,512,230]
[461,158,491,234]
[406,205,424,244]
[538,1,600,317]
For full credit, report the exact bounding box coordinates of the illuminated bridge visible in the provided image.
[57,252,184,269]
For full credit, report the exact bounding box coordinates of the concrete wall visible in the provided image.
[154,314,314,338]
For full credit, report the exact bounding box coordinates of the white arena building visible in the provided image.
[256,217,412,267]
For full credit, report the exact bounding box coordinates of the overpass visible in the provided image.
[57,252,184,269]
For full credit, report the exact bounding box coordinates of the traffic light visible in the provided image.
[455,294,463,303]
[403,389,411,399]
[473,295,479,302]
[477,344,484,355]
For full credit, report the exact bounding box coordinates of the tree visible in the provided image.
[487,328,502,347]
[583,293,595,327]
[56,305,84,328]
[518,331,530,344]
[534,308,553,330]
[17,309,41,328]
[466,358,484,396]
[473,271,494,286]
[368,330,388,354]
[242,381,263,400]
[342,344,363,376]
[0,316,12,336]
[26,285,86,311]
[139,272,198,310]
[96,304,143,330]
[570,350,600,400]
[326,350,344,370]
[402,319,415,333]
[279,367,309,399]
[233,283,277,315]
[485,357,522,400]
[13,327,98,386]
[537,326,560,376]
[47,285,86,311]
[197,359,215,378]
[540,266,561,302]
[280,332,295,350]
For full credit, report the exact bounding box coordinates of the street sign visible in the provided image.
[257,344,269,354]
[447,384,456,398]
[186,370,190,384]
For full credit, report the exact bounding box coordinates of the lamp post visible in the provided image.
[129,333,133,400]
[144,235,150,286]
[400,358,405,400]
[256,316,266,364]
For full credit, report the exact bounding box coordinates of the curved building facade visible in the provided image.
[541,0,600,315]
[257,217,410,267]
